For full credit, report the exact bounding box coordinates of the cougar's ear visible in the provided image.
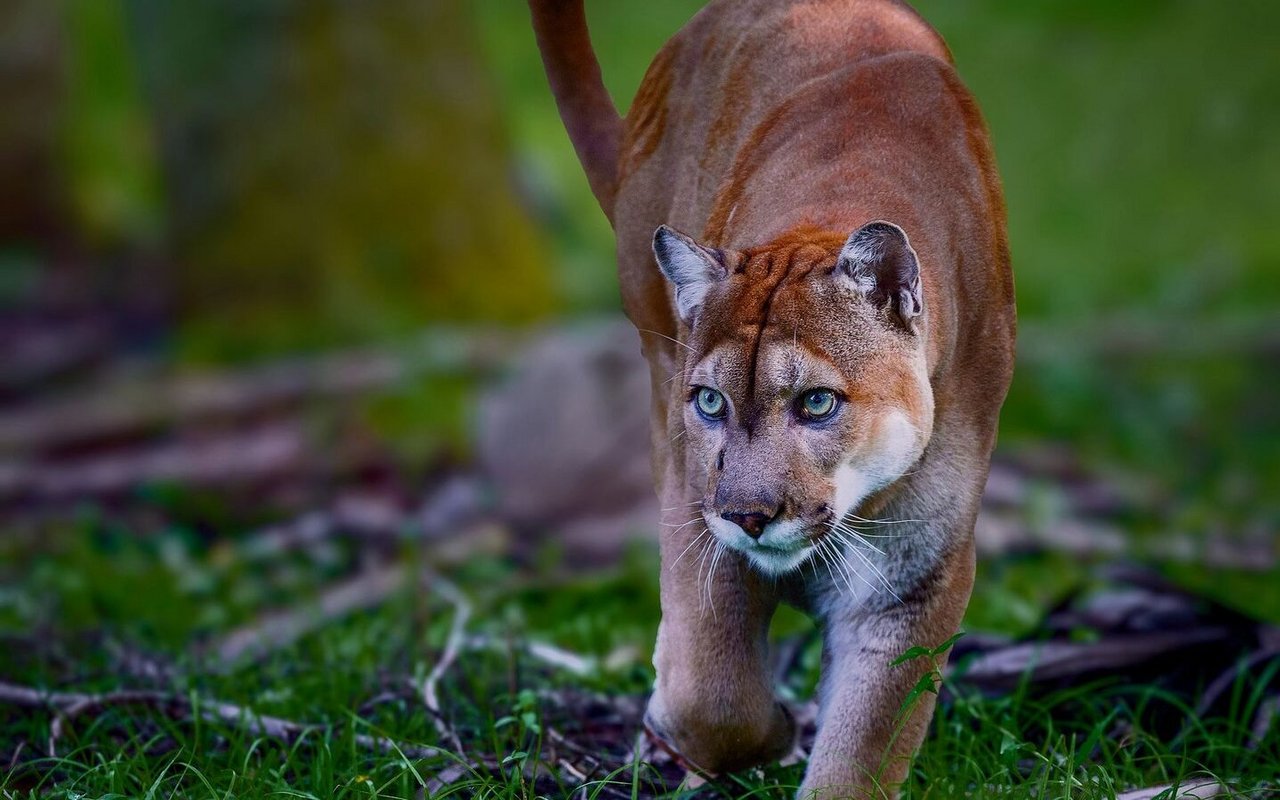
[653,225,726,324]
[836,221,923,328]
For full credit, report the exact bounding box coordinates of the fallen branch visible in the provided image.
[0,316,112,393]
[207,564,410,664]
[205,542,508,675]
[954,629,1231,691]
[425,761,482,795]
[0,681,439,760]
[0,423,308,503]
[5,740,26,775]
[1193,646,1280,721]
[1114,780,1227,800]
[0,326,519,453]
[5,315,1276,455]
[237,476,487,562]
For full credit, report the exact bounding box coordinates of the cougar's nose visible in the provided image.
[721,508,778,539]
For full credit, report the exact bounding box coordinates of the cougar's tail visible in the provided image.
[528,0,622,225]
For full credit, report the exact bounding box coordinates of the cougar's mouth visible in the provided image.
[706,513,821,576]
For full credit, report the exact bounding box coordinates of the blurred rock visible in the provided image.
[477,319,657,562]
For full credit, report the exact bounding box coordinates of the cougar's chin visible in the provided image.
[741,543,817,576]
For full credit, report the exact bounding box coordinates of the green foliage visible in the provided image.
[924,0,1280,321]
[1163,562,1280,625]
[891,632,964,669]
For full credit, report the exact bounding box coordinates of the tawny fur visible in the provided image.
[529,1,1015,797]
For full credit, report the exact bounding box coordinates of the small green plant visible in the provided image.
[866,633,967,795]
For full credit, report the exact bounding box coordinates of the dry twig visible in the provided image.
[463,635,597,677]
[420,571,471,753]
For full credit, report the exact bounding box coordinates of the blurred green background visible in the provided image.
[5,0,1277,499]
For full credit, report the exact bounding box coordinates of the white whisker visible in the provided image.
[637,328,694,353]
[814,537,841,595]
[661,501,702,512]
[704,542,725,620]
[695,535,717,616]
[668,527,709,572]
[836,528,909,539]
[660,516,701,531]
[824,531,874,594]
[819,537,849,593]
[845,513,929,526]
[832,531,900,602]
[830,520,886,555]
[663,368,693,387]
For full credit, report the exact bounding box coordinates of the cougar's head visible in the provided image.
[654,221,934,577]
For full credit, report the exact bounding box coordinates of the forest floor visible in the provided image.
[1,310,1277,799]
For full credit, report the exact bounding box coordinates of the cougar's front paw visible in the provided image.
[644,692,795,775]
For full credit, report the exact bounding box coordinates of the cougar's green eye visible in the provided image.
[694,387,727,420]
[798,388,839,421]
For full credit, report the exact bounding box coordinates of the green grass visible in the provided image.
[2,522,1276,798]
